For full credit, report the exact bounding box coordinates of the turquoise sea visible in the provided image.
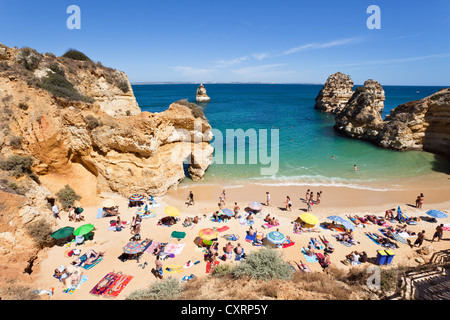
[133,84,450,189]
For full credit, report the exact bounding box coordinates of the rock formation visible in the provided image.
[334,80,385,141]
[196,83,210,102]
[333,76,450,159]
[0,44,214,200]
[377,88,450,157]
[314,72,354,114]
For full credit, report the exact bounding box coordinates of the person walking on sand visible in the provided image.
[432,224,444,242]
[187,191,194,207]
[305,189,310,203]
[417,193,424,209]
[233,202,240,218]
[266,192,270,206]
[221,190,226,202]
[52,203,61,219]
[286,196,292,211]
[307,198,313,212]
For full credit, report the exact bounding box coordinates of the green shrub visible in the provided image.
[118,80,130,93]
[212,263,234,277]
[126,278,183,300]
[175,99,206,119]
[25,219,54,249]
[0,155,34,177]
[56,184,81,210]
[231,248,293,281]
[62,49,91,62]
[17,47,41,71]
[49,63,65,76]
[84,115,100,130]
[40,71,93,103]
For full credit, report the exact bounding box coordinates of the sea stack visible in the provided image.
[196,83,210,102]
[314,72,354,114]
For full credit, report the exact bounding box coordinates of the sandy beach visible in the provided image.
[31,179,450,300]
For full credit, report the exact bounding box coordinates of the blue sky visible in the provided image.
[1,0,449,85]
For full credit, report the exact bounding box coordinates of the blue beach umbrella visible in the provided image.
[266,231,287,245]
[327,215,344,223]
[426,210,448,219]
[342,220,355,231]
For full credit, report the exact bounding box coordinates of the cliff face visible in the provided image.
[314,72,354,114]
[377,88,450,157]
[0,44,214,200]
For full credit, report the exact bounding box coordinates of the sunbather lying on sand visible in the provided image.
[319,235,334,253]
[54,266,71,285]
[72,250,104,266]
[303,244,315,256]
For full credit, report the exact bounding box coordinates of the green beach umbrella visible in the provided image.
[51,226,74,239]
[73,224,95,236]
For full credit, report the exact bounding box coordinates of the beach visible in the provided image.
[32,179,450,300]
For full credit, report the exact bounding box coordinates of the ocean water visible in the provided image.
[133,84,450,189]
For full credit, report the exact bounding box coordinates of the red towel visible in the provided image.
[216,226,230,233]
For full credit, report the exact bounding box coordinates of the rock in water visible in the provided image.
[196,84,210,102]
[314,72,354,114]
[334,80,385,141]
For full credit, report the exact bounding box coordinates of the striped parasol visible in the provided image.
[266,231,287,245]
[129,194,144,202]
[123,241,144,254]
[248,201,262,211]
[221,208,234,217]
[327,215,344,223]
[165,206,181,217]
[198,228,218,240]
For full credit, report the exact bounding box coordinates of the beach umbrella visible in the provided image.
[327,215,344,223]
[123,241,144,254]
[129,194,144,202]
[248,201,262,211]
[426,210,448,219]
[342,220,355,231]
[221,208,234,217]
[198,228,218,240]
[51,226,74,239]
[266,231,287,245]
[73,224,95,236]
[165,206,181,217]
[102,199,115,208]
[300,213,319,226]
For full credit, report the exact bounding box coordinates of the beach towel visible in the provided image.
[63,275,88,294]
[443,224,450,231]
[224,234,239,241]
[162,243,186,256]
[90,272,133,298]
[170,231,186,240]
[83,256,103,270]
[282,240,295,248]
[295,261,311,273]
[365,233,381,246]
[301,248,318,263]
[333,235,353,247]
[310,238,323,250]
[206,261,220,273]
[164,265,184,274]
[262,222,279,229]
[216,226,230,233]
[245,233,256,242]
[145,241,159,255]
[96,208,104,219]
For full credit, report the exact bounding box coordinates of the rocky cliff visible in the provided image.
[314,72,354,114]
[334,80,385,141]
[0,44,213,201]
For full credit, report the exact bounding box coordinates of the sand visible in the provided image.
[32,182,450,300]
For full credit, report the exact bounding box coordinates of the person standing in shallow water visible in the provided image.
[354,165,357,171]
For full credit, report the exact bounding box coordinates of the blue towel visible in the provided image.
[96,208,103,219]
[301,248,318,263]
[245,234,256,242]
